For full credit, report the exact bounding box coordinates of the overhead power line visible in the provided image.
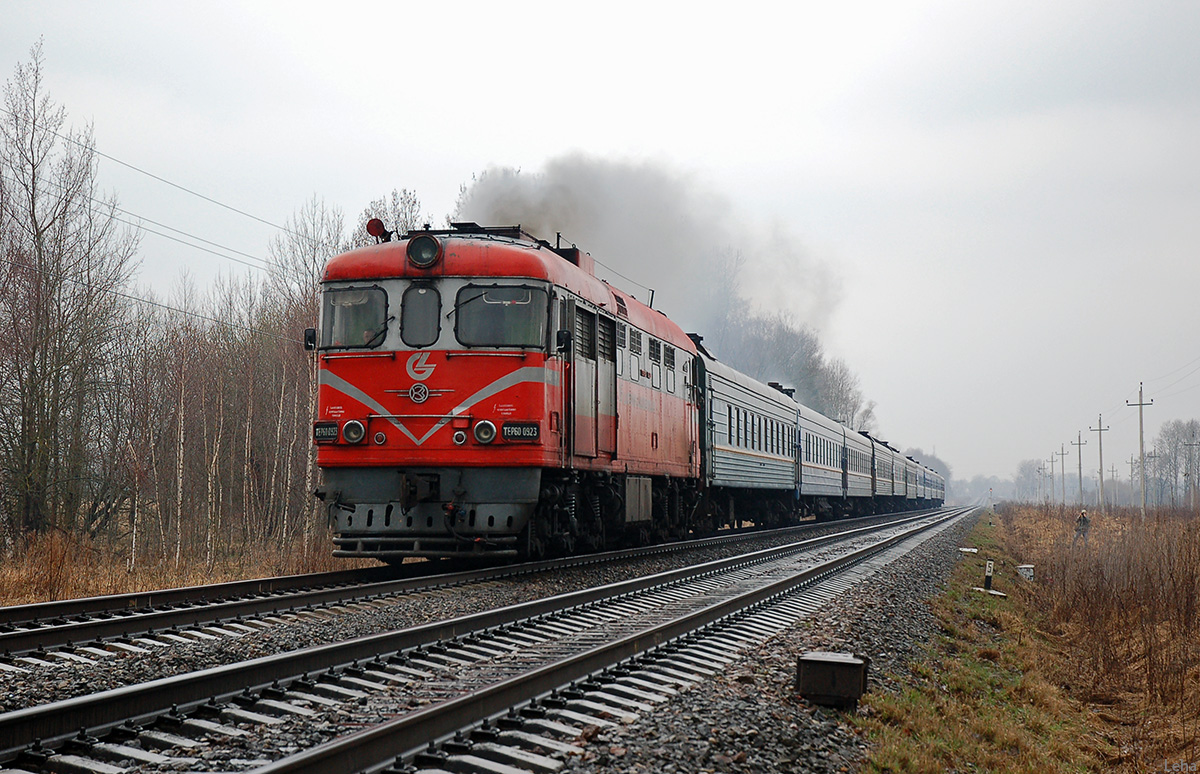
[0,104,303,241]
[1,169,278,273]
[0,255,304,345]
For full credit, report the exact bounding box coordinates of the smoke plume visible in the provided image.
[452,154,841,336]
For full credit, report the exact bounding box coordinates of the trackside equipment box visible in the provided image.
[796,651,870,710]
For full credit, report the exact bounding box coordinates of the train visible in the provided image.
[305,221,944,561]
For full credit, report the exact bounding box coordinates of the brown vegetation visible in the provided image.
[999,504,1200,769]
[0,528,361,606]
[857,519,1105,772]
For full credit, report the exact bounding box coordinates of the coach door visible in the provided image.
[596,316,617,455]
[572,304,598,458]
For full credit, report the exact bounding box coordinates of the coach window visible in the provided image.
[321,286,388,349]
[728,406,734,444]
[455,285,548,348]
[400,285,440,347]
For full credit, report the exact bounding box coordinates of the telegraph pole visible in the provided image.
[1127,382,1154,521]
[1109,465,1119,505]
[1055,445,1069,505]
[1071,432,1087,505]
[1185,436,1200,513]
[1090,415,1110,514]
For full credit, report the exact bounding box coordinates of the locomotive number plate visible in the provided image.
[313,421,339,443]
[501,421,540,441]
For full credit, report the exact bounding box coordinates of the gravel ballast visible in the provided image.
[567,510,979,774]
[0,518,919,713]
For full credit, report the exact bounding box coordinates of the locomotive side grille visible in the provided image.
[575,308,597,359]
[629,329,643,355]
[649,339,661,363]
[598,316,617,362]
[664,345,676,369]
[616,322,626,348]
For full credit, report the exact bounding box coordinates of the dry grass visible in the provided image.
[855,517,1106,773]
[999,504,1200,770]
[0,529,376,606]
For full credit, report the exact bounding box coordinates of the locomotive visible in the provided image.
[306,222,944,561]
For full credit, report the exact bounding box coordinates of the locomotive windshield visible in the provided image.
[400,284,440,347]
[454,284,548,348]
[320,287,388,349]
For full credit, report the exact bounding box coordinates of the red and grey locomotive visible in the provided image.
[307,221,943,562]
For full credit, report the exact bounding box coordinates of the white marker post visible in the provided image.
[984,560,994,590]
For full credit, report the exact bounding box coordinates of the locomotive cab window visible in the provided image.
[455,284,549,348]
[400,284,440,347]
[320,286,388,349]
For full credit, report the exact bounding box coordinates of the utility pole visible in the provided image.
[1109,465,1119,505]
[1185,435,1200,513]
[1055,445,1069,505]
[1090,415,1110,514]
[1072,432,1087,505]
[1127,382,1154,521]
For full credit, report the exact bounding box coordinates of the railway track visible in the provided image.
[0,506,972,773]
[0,509,940,665]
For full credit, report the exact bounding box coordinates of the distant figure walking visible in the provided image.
[1072,509,1090,549]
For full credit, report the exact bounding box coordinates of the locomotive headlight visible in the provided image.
[407,234,441,268]
[342,420,366,444]
[473,420,497,444]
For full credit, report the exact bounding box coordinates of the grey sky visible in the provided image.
[5,0,1200,482]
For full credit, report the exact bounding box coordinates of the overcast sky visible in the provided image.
[5,0,1200,482]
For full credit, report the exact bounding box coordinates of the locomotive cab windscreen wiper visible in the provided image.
[362,315,394,347]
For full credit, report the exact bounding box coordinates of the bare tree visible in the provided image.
[818,357,876,431]
[0,42,139,536]
[1014,459,1042,502]
[346,189,428,248]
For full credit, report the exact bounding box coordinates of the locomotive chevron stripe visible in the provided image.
[319,367,560,446]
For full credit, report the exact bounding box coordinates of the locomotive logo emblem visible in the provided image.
[406,352,436,381]
[408,383,430,404]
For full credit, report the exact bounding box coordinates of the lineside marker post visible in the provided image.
[984,560,994,591]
